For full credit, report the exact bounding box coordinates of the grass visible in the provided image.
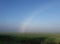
[0,33,60,44]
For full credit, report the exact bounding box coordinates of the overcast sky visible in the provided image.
[0,0,60,33]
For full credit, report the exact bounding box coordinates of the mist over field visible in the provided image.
[0,0,60,44]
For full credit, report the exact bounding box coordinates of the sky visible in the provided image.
[0,0,60,33]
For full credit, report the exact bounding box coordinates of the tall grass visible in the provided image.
[0,33,60,44]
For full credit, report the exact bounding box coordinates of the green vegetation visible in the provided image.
[0,33,60,44]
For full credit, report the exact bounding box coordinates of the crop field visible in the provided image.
[0,33,60,44]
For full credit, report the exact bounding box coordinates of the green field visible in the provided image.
[0,33,60,44]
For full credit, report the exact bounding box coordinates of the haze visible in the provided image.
[0,0,60,33]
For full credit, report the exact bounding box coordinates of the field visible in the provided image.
[0,33,60,44]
